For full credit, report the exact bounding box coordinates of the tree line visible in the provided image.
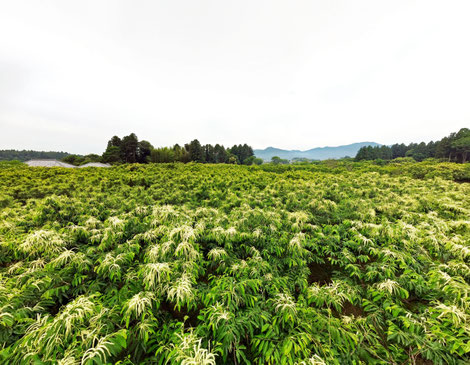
[355,128,470,163]
[97,133,262,165]
[0,150,70,162]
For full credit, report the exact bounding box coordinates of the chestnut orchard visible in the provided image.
[0,161,469,364]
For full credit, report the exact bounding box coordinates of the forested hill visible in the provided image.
[0,150,71,161]
[355,128,470,163]
[254,142,380,161]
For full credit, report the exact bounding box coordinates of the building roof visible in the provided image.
[78,162,111,168]
[25,159,76,168]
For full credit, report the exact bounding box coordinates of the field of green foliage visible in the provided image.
[1,161,469,364]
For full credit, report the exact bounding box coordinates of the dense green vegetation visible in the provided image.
[0,150,71,162]
[0,161,469,364]
[356,128,470,163]
[62,154,103,167]
[1,135,258,167]
[100,134,259,165]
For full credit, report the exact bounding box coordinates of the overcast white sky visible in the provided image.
[0,1,469,154]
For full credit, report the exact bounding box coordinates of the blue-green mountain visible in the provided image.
[254,142,381,161]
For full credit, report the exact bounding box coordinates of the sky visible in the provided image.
[0,1,469,154]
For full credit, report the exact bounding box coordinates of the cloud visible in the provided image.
[0,1,469,154]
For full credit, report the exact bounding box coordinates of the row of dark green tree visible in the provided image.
[355,128,470,163]
[0,150,70,162]
[96,134,261,165]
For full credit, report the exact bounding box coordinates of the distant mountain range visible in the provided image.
[254,142,381,161]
